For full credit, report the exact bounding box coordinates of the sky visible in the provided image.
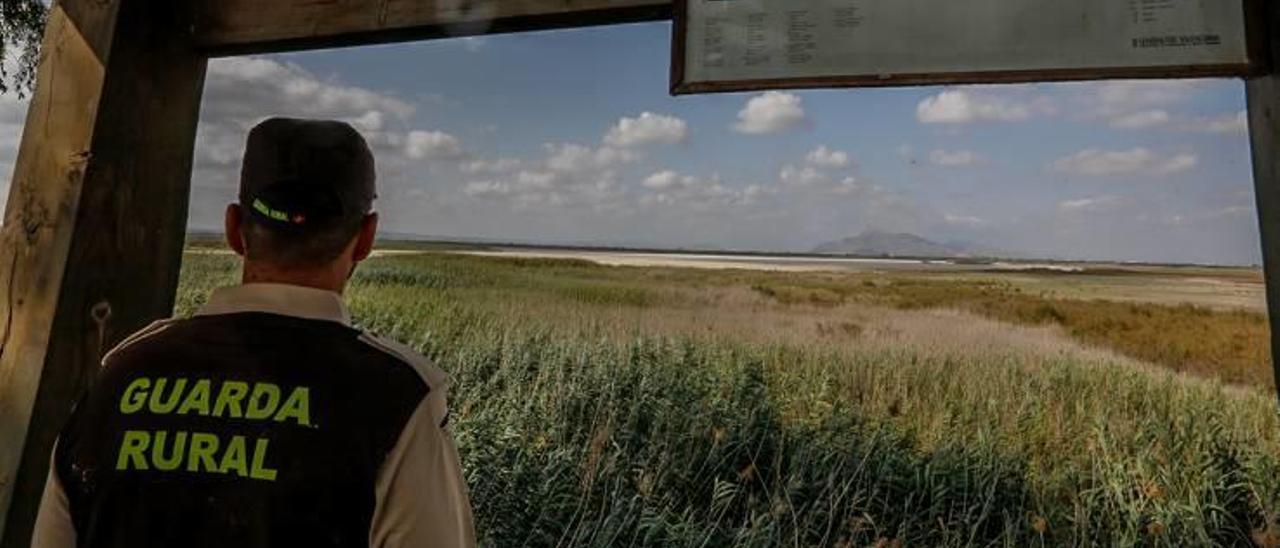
[0,21,1264,264]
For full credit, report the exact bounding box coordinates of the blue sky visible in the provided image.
[25,21,1258,264]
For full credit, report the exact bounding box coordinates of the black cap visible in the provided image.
[239,117,375,231]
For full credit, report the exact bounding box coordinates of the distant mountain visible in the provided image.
[813,231,991,258]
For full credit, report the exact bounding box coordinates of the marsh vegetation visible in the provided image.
[178,248,1279,546]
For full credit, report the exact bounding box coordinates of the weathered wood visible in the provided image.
[194,0,672,55]
[1246,0,1280,404]
[0,0,207,545]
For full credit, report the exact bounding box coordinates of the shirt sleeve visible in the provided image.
[31,446,76,548]
[368,387,475,548]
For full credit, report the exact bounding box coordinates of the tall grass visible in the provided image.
[751,277,1272,390]
[177,251,1280,546]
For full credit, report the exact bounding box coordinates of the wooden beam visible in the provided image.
[0,0,207,545]
[194,0,672,56]
[1246,0,1280,404]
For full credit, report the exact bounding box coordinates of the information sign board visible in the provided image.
[673,0,1257,93]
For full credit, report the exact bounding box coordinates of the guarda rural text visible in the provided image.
[113,377,312,481]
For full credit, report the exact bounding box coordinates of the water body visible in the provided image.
[457,248,974,272]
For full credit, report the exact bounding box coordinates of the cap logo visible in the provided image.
[252,198,306,226]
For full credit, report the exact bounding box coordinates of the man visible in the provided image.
[31,118,475,547]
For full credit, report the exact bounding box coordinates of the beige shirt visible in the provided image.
[31,283,476,548]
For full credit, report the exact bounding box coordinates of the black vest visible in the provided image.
[53,312,427,548]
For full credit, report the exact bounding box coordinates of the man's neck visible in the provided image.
[241,263,347,294]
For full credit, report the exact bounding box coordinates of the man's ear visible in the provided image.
[225,204,247,256]
[352,212,378,263]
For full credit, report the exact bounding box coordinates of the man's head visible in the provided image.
[225,117,379,292]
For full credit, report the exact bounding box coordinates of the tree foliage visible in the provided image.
[0,0,45,97]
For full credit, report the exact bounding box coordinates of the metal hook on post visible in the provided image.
[90,300,112,360]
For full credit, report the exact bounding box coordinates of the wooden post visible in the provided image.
[0,0,207,545]
[1247,0,1280,404]
[192,0,671,55]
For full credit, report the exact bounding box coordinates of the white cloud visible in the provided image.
[639,171,740,210]
[916,89,1048,124]
[514,170,556,190]
[640,170,732,197]
[742,183,777,203]
[928,149,981,167]
[461,157,522,174]
[463,169,562,200]
[637,166,874,212]
[463,180,512,197]
[1050,148,1197,176]
[404,130,463,160]
[1058,195,1125,213]
[1110,109,1171,130]
[828,176,870,196]
[806,145,850,168]
[776,147,888,198]
[1196,111,1248,134]
[463,114,671,210]
[1210,205,1253,218]
[204,58,416,124]
[0,51,1253,263]
[1160,153,1199,174]
[1157,204,1254,227]
[185,56,458,228]
[943,214,988,227]
[779,164,830,187]
[642,170,681,190]
[461,142,635,210]
[545,143,636,173]
[1111,109,1247,134]
[348,110,386,132]
[1073,81,1230,132]
[734,91,807,134]
[1089,80,1196,118]
[196,59,440,170]
[604,112,688,148]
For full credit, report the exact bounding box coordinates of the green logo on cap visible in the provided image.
[252,198,301,224]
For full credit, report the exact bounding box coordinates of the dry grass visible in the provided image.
[340,251,1274,390]
[175,250,1280,546]
[748,276,1273,390]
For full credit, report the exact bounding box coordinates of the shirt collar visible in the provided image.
[196,283,351,325]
